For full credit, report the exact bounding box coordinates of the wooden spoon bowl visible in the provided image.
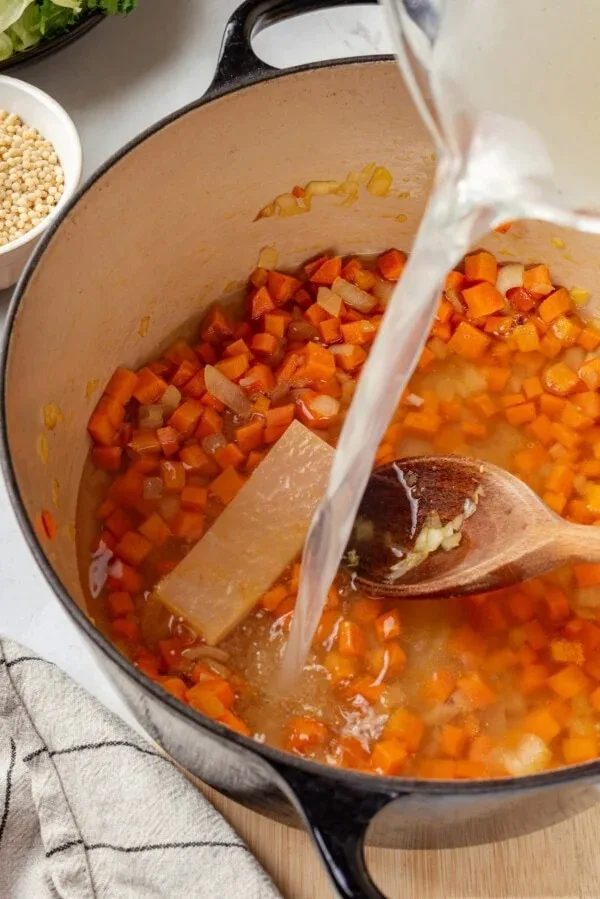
[350,455,600,598]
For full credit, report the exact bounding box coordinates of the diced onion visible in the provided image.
[309,395,340,418]
[202,432,228,455]
[205,364,252,418]
[257,245,278,270]
[275,193,307,217]
[305,180,340,198]
[331,277,377,313]
[562,346,586,372]
[160,385,181,417]
[287,320,319,342]
[406,393,424,407]
[366,165,393,197]
[330,343,354,357]
[159,495,180,521]
[499,734,551,776]
[139,404,164,430]
[495,263,524,297]
[181,645,230,663]
[445,288,464,313]
[372,276,394,305]
[317,286,344,317]
[143,476,163,500]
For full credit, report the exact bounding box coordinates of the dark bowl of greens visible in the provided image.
[0,1,137,70]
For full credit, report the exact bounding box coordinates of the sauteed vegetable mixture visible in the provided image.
[81,246,600,778]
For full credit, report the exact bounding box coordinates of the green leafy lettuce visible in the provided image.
[1,0,138,59]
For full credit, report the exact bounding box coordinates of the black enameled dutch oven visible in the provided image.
[4,2,600,896]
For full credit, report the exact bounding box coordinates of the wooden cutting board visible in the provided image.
[202,785,600,898]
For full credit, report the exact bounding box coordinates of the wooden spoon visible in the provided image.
[349,454,600,598]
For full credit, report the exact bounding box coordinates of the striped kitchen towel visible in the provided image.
[0,637,281,899]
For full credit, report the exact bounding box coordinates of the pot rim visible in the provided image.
[2,53,599,797]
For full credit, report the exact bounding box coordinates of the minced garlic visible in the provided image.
[0,111,64,246]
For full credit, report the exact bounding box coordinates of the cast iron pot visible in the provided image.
[4,2,600,896]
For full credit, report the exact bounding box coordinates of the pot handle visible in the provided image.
[271,760,402,898]
[207,0,380,95]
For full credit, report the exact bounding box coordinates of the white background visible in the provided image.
[0,0,391,728]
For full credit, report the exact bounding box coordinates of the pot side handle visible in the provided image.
[207,0,380,96]
[270,759,402,898]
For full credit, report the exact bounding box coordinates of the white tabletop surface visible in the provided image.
[0,0,391,730]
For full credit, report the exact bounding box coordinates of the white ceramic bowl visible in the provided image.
[0,75,82,289]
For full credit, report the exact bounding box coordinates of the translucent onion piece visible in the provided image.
[310,395,340,418]
[317,286,344,317]
[160,385,181,417]
[181,645,230,663]
[159,495,181,522]
[495,263,524,297]
[143,476,163,500]
[201,432,228,456]
[331,277,377,313]
[257,245,278,270]
[372,276,395,305]
[139,404,164,430]
[205,364,252,418]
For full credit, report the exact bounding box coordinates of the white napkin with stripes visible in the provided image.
[0,637,281,899]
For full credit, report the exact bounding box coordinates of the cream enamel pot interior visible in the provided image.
[4,2,600,897]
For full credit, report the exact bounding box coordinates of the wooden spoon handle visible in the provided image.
[561,521,600,564]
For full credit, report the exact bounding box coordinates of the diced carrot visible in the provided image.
[107,560,143,595]
[540,394,567,418]
[87,412,117,447]
[111,618,141,644]
[310,256,343,285]
[242,363,276,394]
[95,394,126,428]
[464,251,497,284]
[573,563,600,588]
[578,327,600,352]
[318,317,342,344]
[194,407,223,438]
[133,367,168,404]
[445,270,466,291]
[574,392,600,420]
[513,321,540,352]
[561,402,593,431]
[416,759,456,779]
[421,669,456,704]
[107,591,135,618]
[295,342,336,382]
[578,358,600,390]
[545,587,570,622]
[92,445,123,472]
[331,343,367,372]
[285,717,328,754]
[519,663,550,693]
[550,421,581,450]
[214,442,246,470]
[182,370,206,398]
[267,271,302,303]
[160,460,186,492]
[235,420,265,454]
[171,510,205,540]
[447,322,490,360]
[505,403,536,426]
[539,333,563,359]
[263,312,291,339]
[550,639,584,665]
[590,686,600,712]
[462,281,504,318]
[562,736,597,764]
[246,450,266,472]
[201,306,235,344]
[456,672,496,708]
[179,444,215,476]
[370,738,407,775]
[170,359,200,388]
[251,332,279,355]
[139,512,171,547]
[366,642,406,679]
[440,724,468,758]
[265,404,295,429]
[157,426,180,457]
[538,288,571,323]
[105,367,138,405]
[384,708,424,751]
[115,531,153,566]
[522,264,553,296]
[377,249,406,281]
[250,286,276,319]
[209,466,246,505]
[261,584,288,613]
[338,620,366,658]
[548,664,590,699]
[105,507,134,540]
[188,685,228,719]
[180,485,208,512]
[214,354,250,382]
[545,464,574,495]
[219,711,251,736]
[403,410,442,436]
[485,367,511,392]
[109,470,145,507]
